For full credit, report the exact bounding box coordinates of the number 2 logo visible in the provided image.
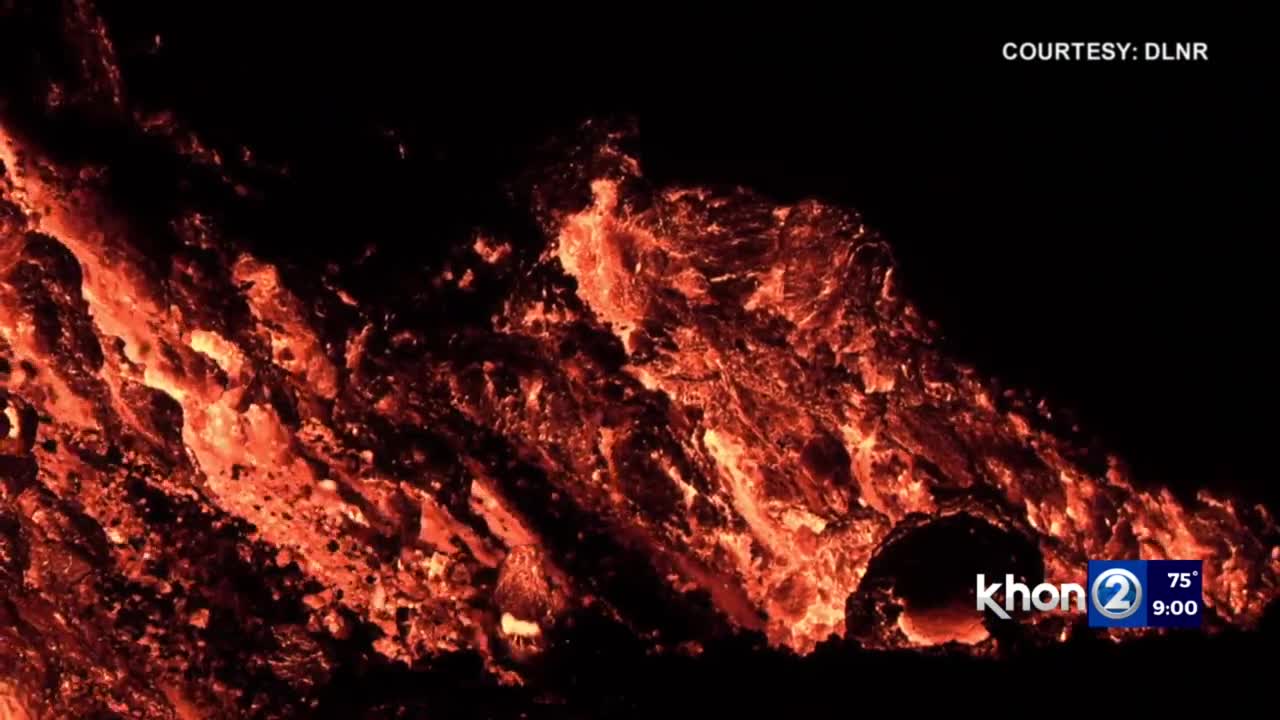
[1102,573,1132,611]
[1091,567,1143,620]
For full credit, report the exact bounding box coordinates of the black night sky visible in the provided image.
[1,8,1273,713]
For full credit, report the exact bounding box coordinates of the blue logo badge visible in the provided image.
[1087,559,1147,628]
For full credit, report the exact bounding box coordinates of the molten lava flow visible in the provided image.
[542,167,1278,651]
[1,82,1278,720]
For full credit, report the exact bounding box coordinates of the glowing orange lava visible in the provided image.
[0,113,1276,717]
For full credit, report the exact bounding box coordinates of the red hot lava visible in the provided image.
[1,123,1276,717]
[0,11,1275,715]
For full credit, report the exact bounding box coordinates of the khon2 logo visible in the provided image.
[975,559,1202,629]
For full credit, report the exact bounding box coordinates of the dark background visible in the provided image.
[1,6,1275,713]
[84,11,1268,511]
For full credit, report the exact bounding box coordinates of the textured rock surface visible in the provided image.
[0,4,1276,718]
[2,122,1276,717]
